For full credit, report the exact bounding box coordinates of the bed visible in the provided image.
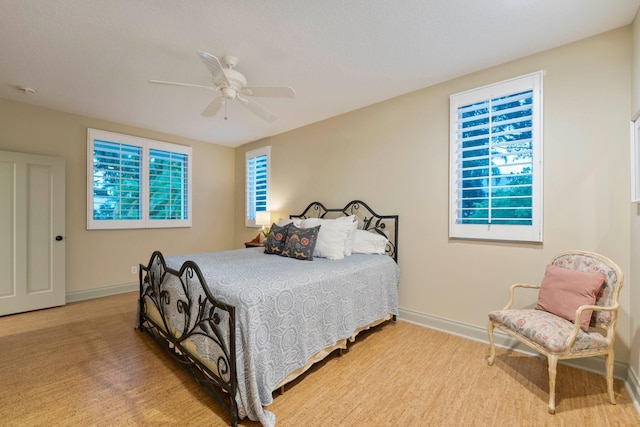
[136,200,399,426]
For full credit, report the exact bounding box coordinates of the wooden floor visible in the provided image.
[1,292,638,426]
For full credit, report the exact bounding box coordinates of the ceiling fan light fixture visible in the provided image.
[221,87,237,99]
[151,51,294,122]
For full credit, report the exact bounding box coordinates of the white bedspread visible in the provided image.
[161,247,400,426]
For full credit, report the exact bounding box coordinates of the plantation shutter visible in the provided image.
[455,90,534,225]
[148,148,189,220]
[449,71,543,242]
[88,128,192,230]
[91,140,142,221]
[246,153,268,221]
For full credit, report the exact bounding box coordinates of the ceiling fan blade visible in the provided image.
[242,86,295,98]
[238,96,276,122]
[197,51,230,86]
[201,96,224,117]
[149,80,216,91]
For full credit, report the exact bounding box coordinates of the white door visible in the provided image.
[0,150,65,316]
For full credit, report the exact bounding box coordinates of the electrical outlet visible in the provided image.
[130,265,138,275]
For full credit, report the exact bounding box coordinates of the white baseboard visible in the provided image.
[66,282,138,303]
[627,366,640,414]
[398,308,629,380]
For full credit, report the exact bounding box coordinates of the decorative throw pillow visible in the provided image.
[263,223,290,255]
[352,229,388,255]
[535,264,606,331]
[280,225,321,260]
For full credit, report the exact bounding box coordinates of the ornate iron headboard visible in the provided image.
[290,200,398,262]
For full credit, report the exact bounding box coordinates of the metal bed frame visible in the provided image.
[289,199,398,262]
[136,200,398,426]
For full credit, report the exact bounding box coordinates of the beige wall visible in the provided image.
[630,10,640,385]
[0,98,236,294]
[236,27,634,363]
[0,21,635,374]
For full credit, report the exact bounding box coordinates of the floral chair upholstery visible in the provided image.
[487,250,624,414]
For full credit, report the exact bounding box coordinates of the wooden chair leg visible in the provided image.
[487,321,496,366]
[605,351,616,405]
[547,355,558,414]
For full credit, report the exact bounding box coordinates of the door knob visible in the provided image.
[55,235,63,241]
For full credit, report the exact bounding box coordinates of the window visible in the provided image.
[245,146,270,227]
[449,72,543,242]
[87,129,192,229]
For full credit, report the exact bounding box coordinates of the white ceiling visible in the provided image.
[1,1,639,147]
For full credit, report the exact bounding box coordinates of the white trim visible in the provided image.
[87,129,145,229]
[449,71,543,242]
[65,282,138,303]
[145,141,192,228]
[627,366,640,415]
[87,128,192,229]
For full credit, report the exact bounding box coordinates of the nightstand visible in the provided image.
[244,241,264,248]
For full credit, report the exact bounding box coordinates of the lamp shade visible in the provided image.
[255,211,271,227]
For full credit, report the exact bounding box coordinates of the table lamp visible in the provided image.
[255,211,271,242]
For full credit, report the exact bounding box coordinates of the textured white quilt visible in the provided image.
[160,247,400,426]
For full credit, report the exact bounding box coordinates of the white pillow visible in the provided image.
[352,229,388,255]
[335,215,357,256]
[277,218,302,227]
[301,217,352,260]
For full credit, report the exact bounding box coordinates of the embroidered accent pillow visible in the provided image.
[263,223,290,255]
[535,264,606,331]
[280,225,321,260]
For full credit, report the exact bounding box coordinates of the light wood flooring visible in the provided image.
[1,292,638,426]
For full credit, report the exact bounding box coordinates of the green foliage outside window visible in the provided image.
[458,90,533,225]
[92,140,141,220]
[92,141,188,222]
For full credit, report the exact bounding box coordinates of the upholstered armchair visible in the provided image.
[487,250,624,414]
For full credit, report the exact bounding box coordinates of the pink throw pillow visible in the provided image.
[535,264,605,331]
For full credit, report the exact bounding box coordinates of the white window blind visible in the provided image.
[87,129,192,230]
[449,72,543,242]
[245,146,270,226]
[148,148,189,221]
[91,139,142,222]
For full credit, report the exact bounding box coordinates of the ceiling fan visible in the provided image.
[150,51,295,122]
